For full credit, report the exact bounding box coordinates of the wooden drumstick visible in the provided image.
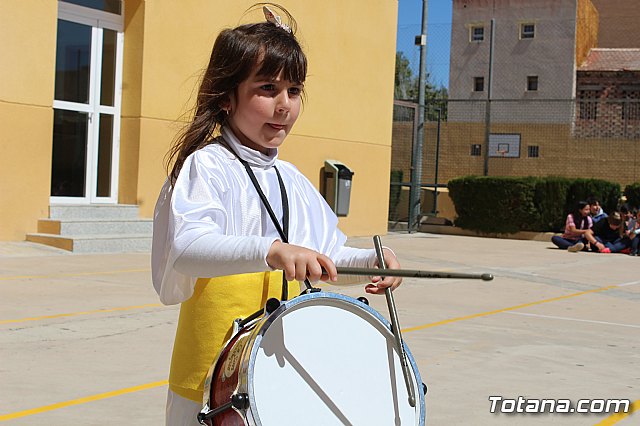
[373,235,417,408]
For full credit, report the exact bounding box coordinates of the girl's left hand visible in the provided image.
[365,248,403,295]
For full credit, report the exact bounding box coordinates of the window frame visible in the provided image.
[622,89,640,121]
[577,88,601,121]
[520,22,535,40]
[58,0,123,31]
[470,25,485,42]
[527,75,539,92]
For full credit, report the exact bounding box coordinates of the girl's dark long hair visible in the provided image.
[571,201,590,230]
[166,4,307,185]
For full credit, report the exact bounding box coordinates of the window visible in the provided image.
[527,76,538,91]
[470,25,484,42]
[622,90,640,121]
[471,144,482,156]
[60,0,122,15]
[521,23,535,39]
[578,89,600,120]
[527,146,540,158]
[474,77,485,92]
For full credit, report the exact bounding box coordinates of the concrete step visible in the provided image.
[25,233,152,253]
[37,218,153,236]
[49,204,140,220]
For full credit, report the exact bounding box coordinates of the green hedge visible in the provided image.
[447,176,621,234]
[624,183,640,208]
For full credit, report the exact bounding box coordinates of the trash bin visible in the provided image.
[323,160,354,217]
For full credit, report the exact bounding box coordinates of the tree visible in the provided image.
[394,52,418,100]
[394,51,449,120]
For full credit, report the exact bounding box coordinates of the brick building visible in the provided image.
[575,49,640,139]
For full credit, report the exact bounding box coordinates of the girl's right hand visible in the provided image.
[266,240,338,283]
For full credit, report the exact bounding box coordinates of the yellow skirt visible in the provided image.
[169,271,297,402]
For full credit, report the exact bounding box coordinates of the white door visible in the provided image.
[51,1,124,204]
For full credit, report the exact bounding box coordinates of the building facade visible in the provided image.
[0,0,398,242]
[390,0,640,211]
[442,0,640,179]
[447,0,597,127]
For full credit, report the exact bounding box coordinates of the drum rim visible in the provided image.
[245,291,426,426]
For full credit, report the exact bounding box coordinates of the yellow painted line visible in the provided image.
[401,284,618,333]
[593,399,639,425]
[0,380,168,421]
[0,268,150,282]
[0,282,626,421]
[0,303,163,325]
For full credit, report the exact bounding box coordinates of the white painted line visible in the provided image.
[617,280,640,287]
[504,311,640,329]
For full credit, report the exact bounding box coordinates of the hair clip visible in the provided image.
[263,5,291,33]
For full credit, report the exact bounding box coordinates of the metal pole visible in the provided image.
[410,0,429,232]
[483,18,495,176]
[408,104,419,232]
[432,108,441,215]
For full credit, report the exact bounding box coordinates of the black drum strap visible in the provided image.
[237,158,291,301]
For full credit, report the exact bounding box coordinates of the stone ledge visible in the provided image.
[388,221,555,242]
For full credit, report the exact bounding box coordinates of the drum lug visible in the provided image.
[196,393,250,424]
[422,382,428,395]
[232,393,250,410]
[265,297,281,315]
[232,318,242,335]
[356,296,369,305]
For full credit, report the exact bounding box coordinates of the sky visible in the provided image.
[396,0,453,89]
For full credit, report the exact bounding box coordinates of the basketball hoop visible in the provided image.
[497,149,507,158]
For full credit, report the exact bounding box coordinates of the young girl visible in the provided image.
[551,201,592,252]
[151,5,401,425]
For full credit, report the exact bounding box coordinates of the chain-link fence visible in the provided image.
[391,2,640,229]
[389,98,640,227]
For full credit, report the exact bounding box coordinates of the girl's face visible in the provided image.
[227,69,303,154]
[580,205,590,216]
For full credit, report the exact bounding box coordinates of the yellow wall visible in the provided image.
[0,0,57,240]
[129,0,398,236]
[575,0,598,67]
[1,0,397,241]
[392,120,640,189]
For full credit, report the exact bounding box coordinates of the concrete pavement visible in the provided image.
[0,233,638,425]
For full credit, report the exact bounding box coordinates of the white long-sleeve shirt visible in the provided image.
[151,127,377,305]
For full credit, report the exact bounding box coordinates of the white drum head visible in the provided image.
[248,294,424,426]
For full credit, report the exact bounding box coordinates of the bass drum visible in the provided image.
[200,292,426,425]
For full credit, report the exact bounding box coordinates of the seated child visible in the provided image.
[551,201,592,252]
[586,212,626,253]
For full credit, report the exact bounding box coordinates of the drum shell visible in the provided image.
[203,292,426,426]
[202,322,257,426]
